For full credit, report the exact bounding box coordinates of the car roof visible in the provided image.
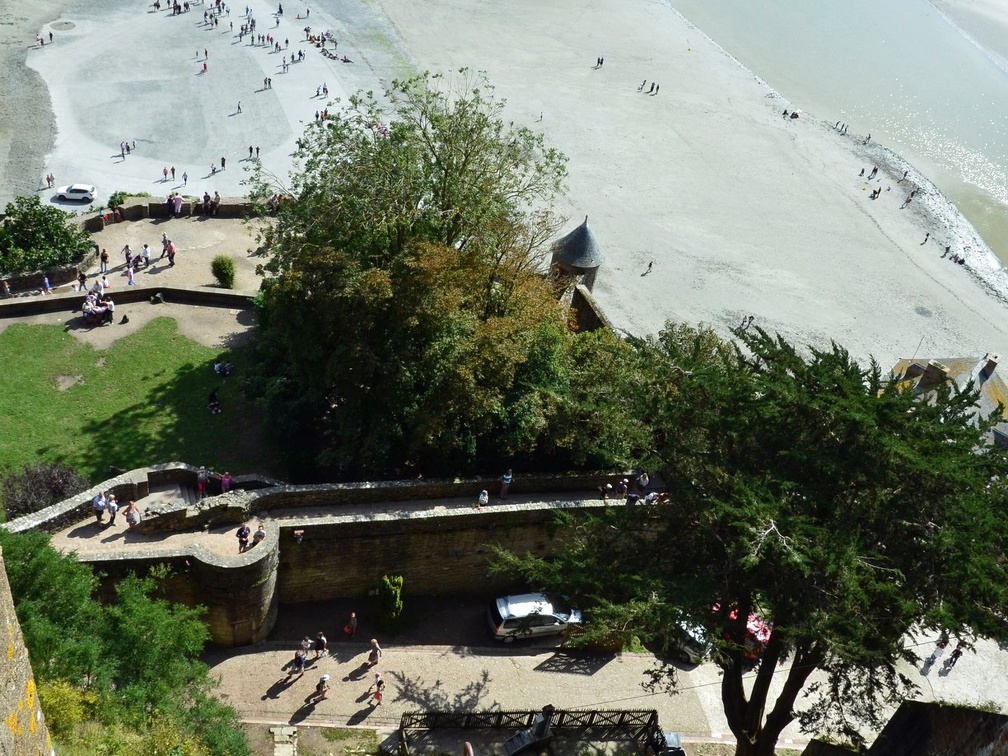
[68,184,95,191]
[496,593,553,620]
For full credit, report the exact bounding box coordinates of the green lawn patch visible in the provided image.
[0,318,279,483]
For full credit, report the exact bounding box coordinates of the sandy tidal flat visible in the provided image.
[6,0,1008,372]
[373,0,1008,368]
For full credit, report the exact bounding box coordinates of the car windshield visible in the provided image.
[545,594,571,618]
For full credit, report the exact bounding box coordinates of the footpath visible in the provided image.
[204,627,1008,753]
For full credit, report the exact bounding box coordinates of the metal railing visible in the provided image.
[398,708,677,756]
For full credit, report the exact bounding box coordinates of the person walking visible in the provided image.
[314,631,328,659]
[926,638,948,666]
[220,156,226,171]
[285,649,307,681]
[344,611,358,638]
[182,171,188,186]
[370,677,386,706]
[499,468,513,500]
[367,638,382,667]
[313,673,331,700]
[92,492,107,524]
[106,495,119,525]
[124,500,141,529]
[163,166,169,182]
[237,100,242,114]
[945,642,966,669]
[171,166,176,180]
[100,248,109,273]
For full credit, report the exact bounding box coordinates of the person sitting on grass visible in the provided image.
[207,389,222,415]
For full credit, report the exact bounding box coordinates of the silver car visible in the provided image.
[487,593,582,642]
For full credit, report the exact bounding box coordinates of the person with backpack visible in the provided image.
[313,673,331,700]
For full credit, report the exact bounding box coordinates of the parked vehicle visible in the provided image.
[487,593,582,642]
[56,184,96,202]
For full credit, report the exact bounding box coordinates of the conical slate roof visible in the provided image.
[551,216,605,269]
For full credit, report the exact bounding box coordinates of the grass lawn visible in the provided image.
[0,318,280,483]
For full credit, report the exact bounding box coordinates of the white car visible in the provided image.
[56,184,96,202]
[487,593,582,642]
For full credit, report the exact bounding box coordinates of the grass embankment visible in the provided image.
[0,318,277,483]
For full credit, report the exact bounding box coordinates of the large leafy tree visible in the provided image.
[0,196,92,275]
[246,70,571,477]
[498,323,1008,756]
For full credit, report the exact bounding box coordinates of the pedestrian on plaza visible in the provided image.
[100,248,109,273]
[256,145,260,157]
[42,275,51,295]
[141,244,151,267]
[182,171,188,185]
[249,145,254,158]
[314,631,328,659]
[344,611,357,638]
[945,642,966,670]
[367,638,382,667]
[163,166,169,182]
[926,638,948,666]
[285,649,307,680]
[499,468,513,500]
[370,677,385,706]
[167,240,176,267]
[221,156,226,171]
[171,166,176,180]
[313,673,331,700]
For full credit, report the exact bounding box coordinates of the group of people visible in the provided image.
[598,472,667,505]
[81,288,116,326]
[92,491,141,529]
[235,522,266,551]
[285,628,385,706]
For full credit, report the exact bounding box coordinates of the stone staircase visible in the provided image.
[144,481,201,509]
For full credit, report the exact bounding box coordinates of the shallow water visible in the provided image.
[667,0,1008,266]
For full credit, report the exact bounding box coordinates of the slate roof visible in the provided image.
[888,354,1008,445]
[551,216,605,270]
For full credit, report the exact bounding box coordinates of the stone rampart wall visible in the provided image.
[4,465,609,646]
[0,548,52,755]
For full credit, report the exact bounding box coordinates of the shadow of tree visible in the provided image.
[27,317,279,479]
[391,668,497,711]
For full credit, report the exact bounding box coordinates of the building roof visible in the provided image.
[888,353,1008,445]
[866,700,1008,755]
[551,216,605,270]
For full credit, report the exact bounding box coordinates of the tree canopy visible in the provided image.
[0,196,92,275]
[496,323,1008,756]
[246,70,579,478]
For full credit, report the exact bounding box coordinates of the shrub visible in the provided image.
[0,462,89,521]
[107,191,127,209]
[378,574,404,627]
[37,680,99,740]
[211,255,236,289]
